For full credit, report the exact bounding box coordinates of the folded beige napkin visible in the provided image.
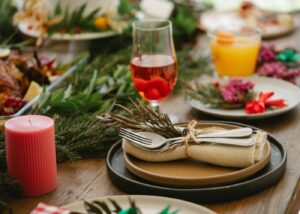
[123,131,268,168]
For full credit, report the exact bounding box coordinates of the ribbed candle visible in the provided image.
[5,115,57,197]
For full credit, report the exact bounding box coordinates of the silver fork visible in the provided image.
[119,128,255,150]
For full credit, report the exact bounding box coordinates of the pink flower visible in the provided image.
[258,44,276,63]
[221,78,254,103]
[257,62,300,83]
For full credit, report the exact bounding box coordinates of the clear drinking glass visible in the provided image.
[209,27,261,77]
[130,20,178,109]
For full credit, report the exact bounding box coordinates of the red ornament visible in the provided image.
[245,92,287,114]
[245,100,265,114]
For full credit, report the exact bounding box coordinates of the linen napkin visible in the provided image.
[123,131,268,168]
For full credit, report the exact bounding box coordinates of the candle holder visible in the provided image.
[5,115,57,197]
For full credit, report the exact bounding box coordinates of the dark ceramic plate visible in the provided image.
[106,121,287,203]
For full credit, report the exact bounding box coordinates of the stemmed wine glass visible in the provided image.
[130,19,178,110]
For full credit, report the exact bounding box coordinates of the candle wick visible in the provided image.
[28,119,32,126]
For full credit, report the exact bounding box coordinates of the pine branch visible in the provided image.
[98,99,183,138]
[54,114,119,162]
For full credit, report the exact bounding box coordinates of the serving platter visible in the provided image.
[18,20,118,41]
[107,121,286,203]
[187,76,300,120]
[0,63,77,120]
[124,122,271,187]
[199,10,295,39]
[64,195,216,214]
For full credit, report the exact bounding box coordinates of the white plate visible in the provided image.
[199,10,295,39]
[64,195,216,214]
[18,20,118,41]
[187,76,300,120]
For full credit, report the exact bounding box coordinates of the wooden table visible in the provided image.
[8,16,300,214]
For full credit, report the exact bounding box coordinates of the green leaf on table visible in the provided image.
[50,88,65,104]
[54,2,62,16]
[118,0,133,15]
[84,201,104,214]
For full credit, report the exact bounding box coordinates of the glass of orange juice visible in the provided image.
[209,27,261,77]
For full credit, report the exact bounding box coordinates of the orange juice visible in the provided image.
[210,30,260,77]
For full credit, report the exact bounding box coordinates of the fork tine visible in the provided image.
[119,133,152,148]
[119,130,151,143]
[119,129,151,143]
[119,132,152,145]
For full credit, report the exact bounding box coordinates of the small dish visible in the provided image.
[187,76,300,120]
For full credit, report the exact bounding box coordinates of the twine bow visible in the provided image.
[183,120,203,158]
[183,120,198,144]
[180,120,224,157]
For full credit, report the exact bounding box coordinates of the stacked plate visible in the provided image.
[107,121,287,203]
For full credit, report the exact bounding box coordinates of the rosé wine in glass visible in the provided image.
[130,54,177,102]
[131,20,178,108]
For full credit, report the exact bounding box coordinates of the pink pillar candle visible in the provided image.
[5,115,57,197]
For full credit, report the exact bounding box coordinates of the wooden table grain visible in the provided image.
[8,14,300,214]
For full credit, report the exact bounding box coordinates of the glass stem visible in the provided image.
[150,102,160,113]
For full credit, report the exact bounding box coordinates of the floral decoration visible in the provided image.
[188,78,287,114]
[256,44,300,83]
[187,78,255,109]
[245,92,287,114]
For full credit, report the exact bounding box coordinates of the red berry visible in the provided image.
[75,27,81,34]
[133,78,148,92]
[144,88,161,100]
[146,77,171,97]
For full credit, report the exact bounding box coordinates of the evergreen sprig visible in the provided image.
[84,198,178,214]
[0,0,17,42]
[49,3,101,34]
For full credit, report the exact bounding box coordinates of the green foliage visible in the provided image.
[118,0,133,16]
[54,114,119,162]
[36,48,137,116]
[49,3,101,34]
[84,198,178,214]
[0,0,17,42]
[187,82,255,109]
[171,5,198,48]
[0,173,21,212]
[176,49,213,90]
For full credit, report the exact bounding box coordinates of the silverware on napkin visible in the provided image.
[119,127,255,151]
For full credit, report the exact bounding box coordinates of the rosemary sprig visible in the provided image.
[98,99,182,138]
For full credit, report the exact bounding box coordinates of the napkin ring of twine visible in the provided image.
[183,120,200,158]
[182,120,223,158]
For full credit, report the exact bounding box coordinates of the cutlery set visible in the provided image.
[119,127,256,152]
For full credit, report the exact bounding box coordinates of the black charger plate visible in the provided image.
[106,121,287,203]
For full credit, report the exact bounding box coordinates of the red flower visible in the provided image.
[245,92,287,114]
[245,100,265,114]
[213,81,220,88]
[265,99,287,108]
